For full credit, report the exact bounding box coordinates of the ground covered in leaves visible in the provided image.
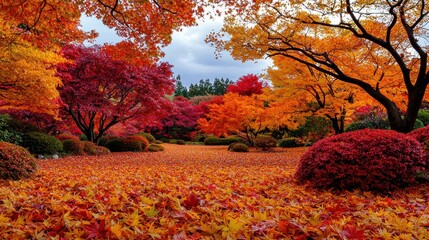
[1,145,428,239]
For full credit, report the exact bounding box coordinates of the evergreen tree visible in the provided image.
[174,75,189,98]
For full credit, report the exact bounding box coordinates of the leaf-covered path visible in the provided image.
[1,145,428,239]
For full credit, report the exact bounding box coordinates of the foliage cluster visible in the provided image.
[136,133,155,143]
[254,135,277,151]
[62,139,85,155]
[228,142,249,152]
[0,114,23,145]
[204,136,242,146]
[22,132,63,155]
[105,136,151,152]
[296,129,428,192]
[148,143,165,152]
[278,138,304,148]
[0,141,37,180]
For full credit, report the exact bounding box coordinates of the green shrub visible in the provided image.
[278,138,304,148]
[62,139,85,155]
[169,139,178,144]
[148,144,165,152]
[176,140,186,145]
[204,136,241,145]
[295,129,428,192]
[418,109,429,126]
[0,114,23,145]
[191,133,207,142]
[289,116,332,142]
[79,134,88,141]
[105,138,142,152]
[95,146,110,155]
[414,119,424,130]
[22,132,63,155]
[345,120,374,132]
[160,138,169,143]
[155,140,163,144]
[127,135,149,151]
[98,135,117,147]
[137,132,156,143]
[83,141,97,155]
[254,135,277,151]
[0,141,37,180]
[228,143,249,152]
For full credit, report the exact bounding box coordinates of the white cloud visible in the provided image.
[80,15,271,87]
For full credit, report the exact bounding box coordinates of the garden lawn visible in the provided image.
[0,145,428,239]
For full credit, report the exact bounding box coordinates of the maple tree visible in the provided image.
[1,145,428,238]
[198,92,282,146]
[209,0,429,132]
[226,74,265,96]
[56,44,174,143]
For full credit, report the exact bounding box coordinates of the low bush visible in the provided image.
[254,135,277,151]
[408,125,429,143]
[160,138,169,143]
[79,134,88,141]
[82,141,97,155]
[57,133,79,142]
[169,139,178,144]
[418,109,429,126]
[176,140,186,145]
[98,135,117,147]
[191,133,207,142]
[22,132,63,155]
[0,141,37,180]
[155,140,163,144]
[105,138,142,152]
[148,144,165,152]
[228,143,249,152]
[62,139,84,155]
[127,135,149,151]
[278,138,304,148]
[295,129,428,192]
[345,120,375,132]
[137,132,156,143]
[95,146,110,155]
[0,114,23,145]
[204,136,241,146]
[414,119,424,130]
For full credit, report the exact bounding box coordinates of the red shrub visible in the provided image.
[0,142,37,180]
[82,141,97,155]
[295,129,428,192]
[62,139,85,155]
[57,133,79,142]
[95,146,110,155]
[408,125,429,143]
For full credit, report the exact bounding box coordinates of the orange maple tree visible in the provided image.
[209,0,429,132]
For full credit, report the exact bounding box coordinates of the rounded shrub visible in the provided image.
[148,143,165,152]
[295,129,428,192]
[79,134,88,141]
[228,143,249,152]
[62,139,85,155]
[127,135,149,151]
[82,141,97,155]
[204,136,241,145]
[414,119,424,130]
[0,141,37,180]
[98,135,117,147]
[155,140,163,144]
[408,125,429,143]
[418,109,429,126]
[105,138,142,152]
[137,132,156,143]
[344,120,374,132]
[57,133,79,142]
[191,133,207,142]
[254,135,277,151]
[278,138,304,148]
[176,140,186,145]
[22,132,63,155]
[95,146,110,155]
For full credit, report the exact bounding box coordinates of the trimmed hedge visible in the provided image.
[204,136,241,146]
[22,132,63,155]
[176,140,186,145]
[127,135,149,151]
[254,135,277,151]
[95,146,110,155]
[137,132,156,143]
[62,139,85,155]
[295,129,428,192]
[228,143,249,152]
[278,138,304,148]
[148,144,165,152]
[83,141,97,155]
[105,138,142,152]
[0,141,37,180]
[57,133,79,142]
[408,125,429,143]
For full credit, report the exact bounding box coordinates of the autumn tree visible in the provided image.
[227,74,265,96]
[210,0,429,132]
[56,44,174,143]
[267,56,370,134]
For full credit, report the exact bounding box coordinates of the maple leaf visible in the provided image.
[85,220,109,239]
[183,193,201,209]
[340,225,366,240]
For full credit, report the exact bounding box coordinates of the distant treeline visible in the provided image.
[174,75,234,98]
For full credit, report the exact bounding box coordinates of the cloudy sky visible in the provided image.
[80,16,271,87]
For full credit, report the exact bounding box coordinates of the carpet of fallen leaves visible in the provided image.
[1,145,429,239]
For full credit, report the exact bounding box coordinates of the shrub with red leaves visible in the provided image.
[56,133,79,142]
[62,139,84,155]
[0,141,37,180]
[295,129,428,192]
[408,125,429,143]
[127,135,149,151]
